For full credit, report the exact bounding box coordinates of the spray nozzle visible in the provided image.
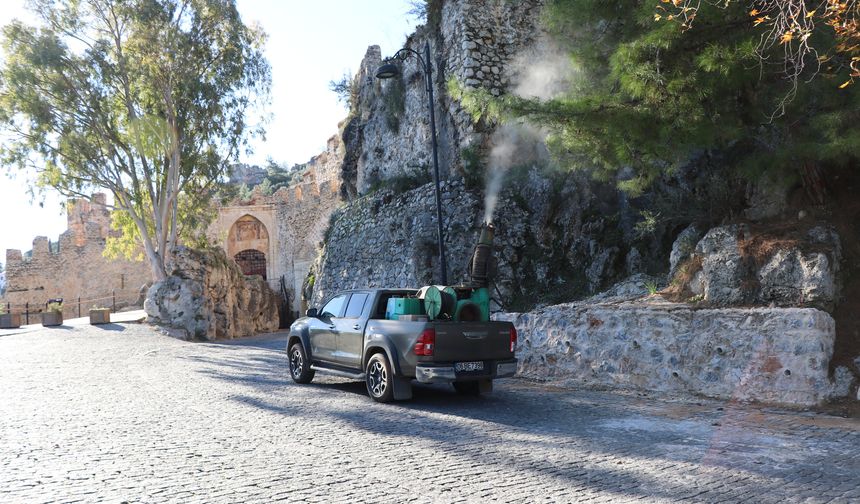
[478,222,495,246]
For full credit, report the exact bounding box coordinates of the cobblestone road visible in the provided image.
[1,322,858,503]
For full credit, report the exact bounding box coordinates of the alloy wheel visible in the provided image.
[367,360,388,397]
[290,347,304,379]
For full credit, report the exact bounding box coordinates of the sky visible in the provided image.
[0,0,418,256]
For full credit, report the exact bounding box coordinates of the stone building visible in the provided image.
[3,194,152,313]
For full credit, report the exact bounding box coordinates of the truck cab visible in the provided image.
[287,289,518,403]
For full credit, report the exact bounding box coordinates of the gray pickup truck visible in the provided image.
[286,288,518,402]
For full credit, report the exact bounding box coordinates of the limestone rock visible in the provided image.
[668,224,701,280]
[145,247,279,341]
[694,225,751,305]
[587,273,661,303]
[758,250,838,310]
[686,224,841,310]
[756,226,841,310]
[830,366,856,398]
[586,247,619,293]
[625,247,642,276]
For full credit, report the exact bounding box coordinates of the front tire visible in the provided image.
[365,353,394,403]
[288,342,315,384]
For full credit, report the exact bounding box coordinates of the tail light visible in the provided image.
[414,328,435,356]
[510,326,518,353]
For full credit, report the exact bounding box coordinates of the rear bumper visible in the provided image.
[415,359,518,384]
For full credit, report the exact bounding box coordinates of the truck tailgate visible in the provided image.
[432,321,513,361]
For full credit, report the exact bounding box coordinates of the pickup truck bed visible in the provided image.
[287,289,518,402]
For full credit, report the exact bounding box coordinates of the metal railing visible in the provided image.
[3,291,137,325]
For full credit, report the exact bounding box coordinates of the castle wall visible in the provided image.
[3,195,151,314]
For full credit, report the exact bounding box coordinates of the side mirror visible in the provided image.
[305,308,318,318]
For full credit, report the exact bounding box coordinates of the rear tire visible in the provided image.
[288,342,315,384]
[365,353,394,403]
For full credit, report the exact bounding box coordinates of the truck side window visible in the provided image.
[344,293,369,318]
[321,295,347,319]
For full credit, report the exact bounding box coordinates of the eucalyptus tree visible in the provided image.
[0,0,271,280]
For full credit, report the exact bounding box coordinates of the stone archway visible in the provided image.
[228,215,270,280]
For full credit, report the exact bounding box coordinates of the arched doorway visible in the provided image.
[234,249,267,279]
[228,215,270,280]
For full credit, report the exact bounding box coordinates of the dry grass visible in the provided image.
[661,255,703,303]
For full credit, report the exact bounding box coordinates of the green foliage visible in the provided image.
[105,190,217,262]
[257,158,307,194]
[645,281,659,295]
[46,302,62,313]
[368,164,432,195]
[329,72,359,112]
[258,178,273,196]
[237,184,252,203]
[452,0,860,194]
[105,209,149,262]
[447,78,509,125]
[634,210,660,239]
[460,145,486,190]
[0,0,271,280]
[407,0,443,28]
[382,74,406,132]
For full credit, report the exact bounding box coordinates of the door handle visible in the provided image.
[328,325,336,330]
[353,324,361,330]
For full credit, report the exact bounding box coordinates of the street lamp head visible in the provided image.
[375,63,400,80]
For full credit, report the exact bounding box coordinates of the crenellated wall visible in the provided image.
[3,194,151,313]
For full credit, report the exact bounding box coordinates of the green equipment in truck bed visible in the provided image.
[385,297,422,320]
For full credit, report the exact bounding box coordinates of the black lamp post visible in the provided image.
[376,41,448,285]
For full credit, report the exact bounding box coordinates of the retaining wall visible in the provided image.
[496,302,836,406]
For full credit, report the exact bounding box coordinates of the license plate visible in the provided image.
[454,361,484,372]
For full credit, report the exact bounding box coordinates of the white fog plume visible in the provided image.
[483,123,548,224]
[511,36,577,101]
[482,36,575,224]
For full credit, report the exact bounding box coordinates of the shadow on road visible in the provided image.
[92,323,127,332]
[178,331,860,503]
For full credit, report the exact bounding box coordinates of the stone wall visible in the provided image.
[312,180,484,305]
[3,194,151,313]
[496,299,837,407]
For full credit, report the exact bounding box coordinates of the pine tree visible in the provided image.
[456,0,860,195]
